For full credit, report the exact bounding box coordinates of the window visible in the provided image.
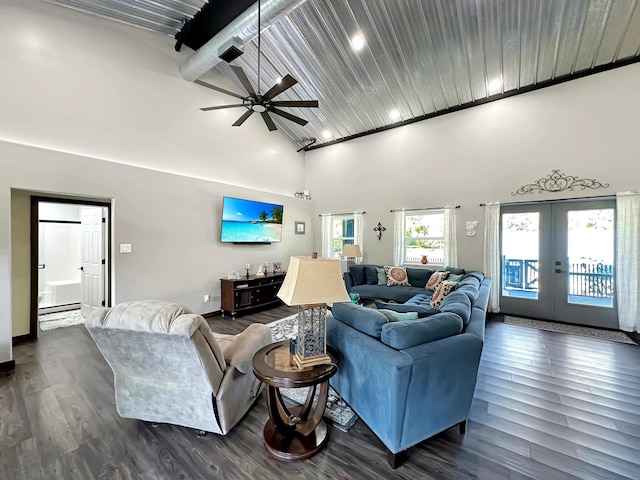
[329,216,354,257]
[403,211,445,265]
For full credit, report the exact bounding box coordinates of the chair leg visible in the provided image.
[459,420,467,435]
[386,449,407,469]
[197,430,207,438]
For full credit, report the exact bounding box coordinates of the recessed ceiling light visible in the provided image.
[322,130,332,139]
[350,34,365,52]
[488,78,502,94]
[389,109,400,121]
[275,76,282,84]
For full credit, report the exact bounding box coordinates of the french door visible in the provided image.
[500,199,617,329]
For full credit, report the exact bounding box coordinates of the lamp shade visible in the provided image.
[277,256,350,306]
[342,244,362,257]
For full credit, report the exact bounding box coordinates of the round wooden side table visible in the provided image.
[252,340,338,462]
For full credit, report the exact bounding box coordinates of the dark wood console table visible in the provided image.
[220,273,285,318]
[252,341,338,462]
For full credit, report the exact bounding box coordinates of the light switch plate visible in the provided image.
[120,244,132,253]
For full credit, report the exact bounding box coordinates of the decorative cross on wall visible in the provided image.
[373,222,386,241]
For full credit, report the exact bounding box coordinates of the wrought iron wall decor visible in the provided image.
[512,170,609,196]
[373,222,386,240]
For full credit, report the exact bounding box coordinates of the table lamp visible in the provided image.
[342,244,362,268]
[277,256,350,368]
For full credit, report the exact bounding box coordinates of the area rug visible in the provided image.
[267,314,358,432]
[504,316,636,345]
[39,309,85,331]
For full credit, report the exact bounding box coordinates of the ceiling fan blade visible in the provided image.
[194,79,246,100]
[269,107,309,126]
[261,112,277,131]
[262,74,297,101]
[270,100,319,108]
[232,109,255,126]
[230,65,257,97]
[200,104,247,111]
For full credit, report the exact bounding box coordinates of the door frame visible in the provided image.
[29,195,112,339]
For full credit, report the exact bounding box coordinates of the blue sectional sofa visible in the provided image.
[327,272,491,467]
[343,264,464,303]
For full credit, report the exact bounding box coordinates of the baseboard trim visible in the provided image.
[12,334,32,346]
[0,360,16,372]
[202,310,222,319]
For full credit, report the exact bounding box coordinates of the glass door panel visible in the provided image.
[566,209,614,308]
[502,212,540,300]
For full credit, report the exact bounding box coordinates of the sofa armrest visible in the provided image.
[343,271,355,292]
[221,323,272,374]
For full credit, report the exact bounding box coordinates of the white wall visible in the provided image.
[0,0,313,363]
[305,63,640,270]
[1,142,315,363]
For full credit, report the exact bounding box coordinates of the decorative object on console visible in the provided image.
[295,221,306,235]
[373,222,386,240]
[277,256,350,368]
[342,244,362,268]
[262,261,269,276]
[273,262,282,274]
[244,263,251,278]
[227,270,240,280]
[465,221,478,237]
[255,265,265,277]
[511,169,609,196]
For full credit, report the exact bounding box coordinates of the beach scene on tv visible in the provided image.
[221,197,283,243]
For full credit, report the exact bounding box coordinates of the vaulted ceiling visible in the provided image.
[42,0,640,150]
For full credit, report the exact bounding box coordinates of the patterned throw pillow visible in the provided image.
[426,271,450,290]
[430,281,457,310]
[384,266,411,287]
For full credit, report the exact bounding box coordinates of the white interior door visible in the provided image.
[81,207,104,317]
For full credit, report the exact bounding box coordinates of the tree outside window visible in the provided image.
[405,212,444,265]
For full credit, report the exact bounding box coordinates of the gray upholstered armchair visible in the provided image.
[85,299,272,435]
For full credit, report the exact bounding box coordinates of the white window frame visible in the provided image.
[401,210,446,267]
[329,215,355,258]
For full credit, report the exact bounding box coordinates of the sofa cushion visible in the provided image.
[457,285,479,303]
[446,266,466,275]
[377,309,419,322]
[406,267,434,288]
[376,267,387,285]
[430,281,458,309]
[349,265,366,286]
[380,312,463,349]
[384,266,411,287]
[375,300,437,317]
[351,284,427,303]
[331,302,388,338]
[364,265,379,285]
[426,271,450,290]
[439,291,471,327]
[448,273,464,283]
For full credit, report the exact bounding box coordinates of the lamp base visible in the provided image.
[293,353,331,369]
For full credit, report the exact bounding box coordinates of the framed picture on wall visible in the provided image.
[295,221,306,235]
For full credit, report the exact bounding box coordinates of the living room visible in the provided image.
[1,0,639,478]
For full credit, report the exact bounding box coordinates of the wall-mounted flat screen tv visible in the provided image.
[220,196,284,244]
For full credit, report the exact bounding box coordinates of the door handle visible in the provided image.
[78,266,84,271]
[38,264,45,269]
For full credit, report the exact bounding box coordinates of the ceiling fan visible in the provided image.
[195,0,318,131]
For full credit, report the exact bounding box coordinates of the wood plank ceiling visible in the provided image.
[42,0,640,149]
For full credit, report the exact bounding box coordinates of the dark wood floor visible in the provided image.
[2,306,640,479]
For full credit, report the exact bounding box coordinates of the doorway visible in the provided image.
[30,197,111,336]
[500,199,617,329]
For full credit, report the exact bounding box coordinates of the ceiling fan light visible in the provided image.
[252,104,267,112]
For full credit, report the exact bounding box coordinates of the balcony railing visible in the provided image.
[503,257,614,299]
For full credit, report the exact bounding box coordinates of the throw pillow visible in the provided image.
[384,266,411,287]
[377,309,419,322]
[430,280,458,310]
[448,273,464,283]
[426,271,450,290]
[375,267,387,285]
